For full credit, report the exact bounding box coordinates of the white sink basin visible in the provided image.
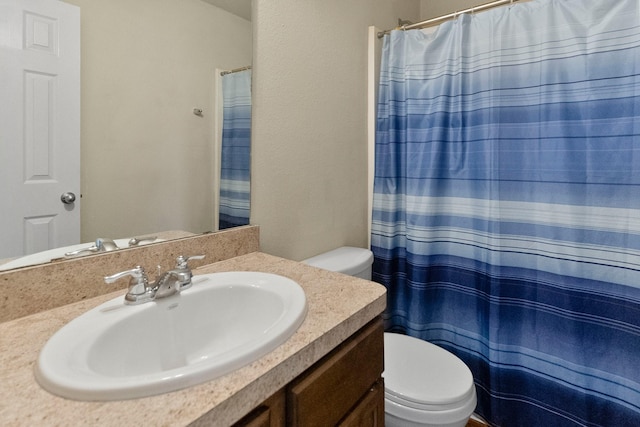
[35,272,307,401]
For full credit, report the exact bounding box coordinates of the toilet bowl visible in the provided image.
[384,332,476,427]
[303,247,477,427]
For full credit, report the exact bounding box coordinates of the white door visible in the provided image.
[0,0,80,259]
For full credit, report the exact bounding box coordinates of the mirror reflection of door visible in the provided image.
[0,0,81,260]
[219,68,251,230]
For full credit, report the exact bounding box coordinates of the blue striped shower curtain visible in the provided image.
[219,69,251,230]
[371,0,640,425]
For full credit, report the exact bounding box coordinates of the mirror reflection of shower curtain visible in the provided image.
[219,69,251,230]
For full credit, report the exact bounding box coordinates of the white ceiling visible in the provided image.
[201,0,252,21]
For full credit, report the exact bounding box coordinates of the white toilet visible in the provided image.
[303,247,477,427]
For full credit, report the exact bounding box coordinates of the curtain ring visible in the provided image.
[454,10,459,20]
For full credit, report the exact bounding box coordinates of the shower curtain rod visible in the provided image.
[377,0,523,38]
[220,65,252,76]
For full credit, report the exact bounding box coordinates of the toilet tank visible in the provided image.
[302,246,374,280]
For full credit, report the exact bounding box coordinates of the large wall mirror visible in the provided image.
[0,0,252,270]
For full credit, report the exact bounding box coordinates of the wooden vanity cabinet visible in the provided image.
[234,317,384,427]
[287,317,384,426]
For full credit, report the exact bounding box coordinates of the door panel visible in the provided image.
[0,0,80,259]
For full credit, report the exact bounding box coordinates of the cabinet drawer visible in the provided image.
[287,318,384,426]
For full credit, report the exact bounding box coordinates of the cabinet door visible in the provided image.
[233,389,286,427]
[338,379,385,427]
[287,318,384,426]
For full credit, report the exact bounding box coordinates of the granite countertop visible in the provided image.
[0,252,386,426]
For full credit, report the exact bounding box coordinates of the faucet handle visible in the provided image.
[104,266,151,304]
[172,255,205,291]
[127,235,157,246]
[65,245,99,257]
[104,265,147,284]
[175,255,205,269]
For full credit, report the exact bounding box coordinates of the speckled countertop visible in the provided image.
[0,252,386,427]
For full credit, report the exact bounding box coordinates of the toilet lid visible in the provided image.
[383,333,475,408]
[303,246,373,276]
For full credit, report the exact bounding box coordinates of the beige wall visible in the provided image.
[251,0,420,261]
[62,0,252,242]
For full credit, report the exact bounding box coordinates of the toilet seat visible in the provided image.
[383,332,477,424]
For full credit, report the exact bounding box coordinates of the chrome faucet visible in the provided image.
[65,237,119,257]
[65,235,158,258]
[153,255,205,297]
[104,255,205,305]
